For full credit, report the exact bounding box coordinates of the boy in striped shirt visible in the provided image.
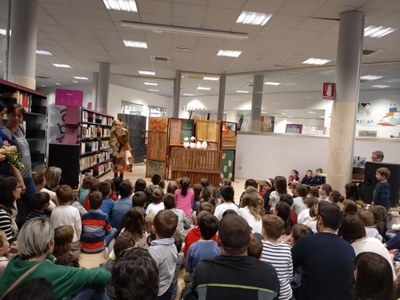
[80,191,117,253]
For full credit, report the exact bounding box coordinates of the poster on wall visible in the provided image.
[260,116,274,132]
[47,104,67,144]
[220,149,235,180]
[285,124,303,134]
[357,102,400,126]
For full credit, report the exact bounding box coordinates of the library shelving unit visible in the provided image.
[0,79,47,171]
[48,106,113,188]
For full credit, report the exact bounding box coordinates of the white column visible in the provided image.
[92,72,98,110]
[217,74,226,120]
[251,75,264,132]
[97,62,110,114]
[173,71,181,118]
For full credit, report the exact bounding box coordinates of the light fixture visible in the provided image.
[144,82,158,86]
[74,76,89,80]
[217,50,242,58]
[360,75,382,81]
[264,81,281,86]
[183,93,194,96]
[236,90,249,94]
[0,28,6,35]
[138,70,155,76]
[123,40,148,48]
[236,11,273,26]
[371,85,390,88]
[364,25,397,38]
[103,0,137,12]
[72,80,79,83]
[147,89,159,92]
[302,58,331,65]
[197,86,211,91]
[307,111,317,114]
[53,63,71,68]
[121,22,248,40]
[56,83,61,85]
[36,50,52,55]
[203,76,219,81]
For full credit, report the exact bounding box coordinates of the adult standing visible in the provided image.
[2,104,36,227]
[109,119,133,180]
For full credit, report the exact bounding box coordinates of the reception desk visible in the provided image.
[170,148,222,186]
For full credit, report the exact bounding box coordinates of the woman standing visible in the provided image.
[109,119,132,180]
[2,104,36,227]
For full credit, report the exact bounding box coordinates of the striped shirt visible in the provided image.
[0,209,14,241]
[261,240,293,300]
[80,209,112,253]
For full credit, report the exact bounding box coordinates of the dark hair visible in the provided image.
[4,278,53,300]
[337,214,366,243]
[308,186,320,197]
[342,199,358,216]
[279,193,294,207]
[56,184,73,203]
[114,232,137,258]
[112,248,159,300]
[0,176,19,213]
[354,252,394,300]
[248,235,263,259]
[318,202,342,230]
[291,224,313,242]
[167,181,179,194]
[113,177,122,195]
[199,178,209,187]
[89,191,103,209]
[330,190,344,203]
[98,181,111,198]
[262,214,284,240]
[173,232,183,253]
[201,186,216,207]
[6,103,25,118]
[0,99,6,112]
[368,206,386,235]
[222,209,238,218]
[53,225,74,258]
[151,187,163,204]
[153,210,178,239]
[296,184,308,198]
[179,177,190,197]
[221,178,232,186]
[54,253,79,268]
[220,185,234,202]
[132,191,147,208]
[345,183,360,201]
[81,175,97,189]
[123,207,145,241]
[219,214,250,255]
[134,178,147,192]
[244,178,258,189]
[376,167,391,179]
[193,183,202,201]
[159,179,165,190]
[151,174,162,185]
[305,196,318,209]
[163,193,176,209]
[32,192,50,210]
[358,209,375,227]
[199,213,219,240]
[119,180,133,198]
[275,201,293,235]
[199,201,215,214]
[274,176,287,195]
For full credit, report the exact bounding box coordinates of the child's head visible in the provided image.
[119,180,133,198]
[262,214,284,240]
[173,232,183,253]
[291,224,313,243]
[144,214,155,234]
[296,184,308,198]
[376,167,391,181]
[247,235,263,259]
[167,181,179,194]
[199,213,219,240]
[345,183,360,200]
[163,193,176,209]
[262,178,274,192]
[89,191,103,209]
[114,231,137,258]
[0,230,9,257]
[342,199,358,215]
[179,177,190,195]
[279,193,294,207]
[159,179,165,190]
[32,192,50,211]
[151,174,162,185]
[44,166,62,190]
[329,190,344,203]
[244,178,257,189]
[305,170,313,177]
[153,210,178,239]
[220,178,232,187]
[134,178,147,192]
[193,183,203,200]
[56,185,73,204]
[308,186,320,198]
[337,214,366,243]
[81,175,97,190]
[291,170,299,177]
[319,183,332,197]
[199,201,215,214]
[199,178,209,187]
[53,225,74,257]
[132,191,147,208]
[220,185,234,202]
[124,207,145,238]
[113,176,122,195]
[0,176,19,210]
[151,187,164,204]
[371,151,384,162]
[305,196,318,209]
[274,176,287,194]
[32,171,45,190]
[358,209,375,227]
[98,181,111,198]
[316,168,323,176]
[201,186,215,203]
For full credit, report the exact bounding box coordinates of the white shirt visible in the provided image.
[297,208,310,224]
[365,226,383,242]
[214,202,238,220]
[269,191,280,209]
[238,206,262,234]
[146,202,165,216]
[50,205,82,242]
[39,188,57,211]
[292,197,307,215]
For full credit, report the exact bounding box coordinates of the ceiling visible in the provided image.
[0,0,400,115]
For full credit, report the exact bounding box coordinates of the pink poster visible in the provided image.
[55,88,83,107]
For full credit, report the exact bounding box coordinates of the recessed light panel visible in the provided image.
[264,81,281,86]
[302,58,331,65]
[138,70,155,76]
[236,90,249,94]
[197,86,211,91]
[53,63,71,68]
[144,82,158,86]
[371,85,390,89]
[236,11,273,26]
[360,75,382,81]
[74,76,89,80]
[217,50,242,58]
[36,50,53,55]
[123,40,148,48]
[147,89,159,92]
[103,0,137,12]
[364,25,397,38]
[203,76,219,81]
[183,93,194,96]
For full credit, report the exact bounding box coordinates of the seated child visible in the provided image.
[25,192,50,221]
[248,235,263,259]
[132,191,147,210]
[301,170,314,185]
[80,191,118,253]
[99,181,114,218]
[318,183,332,202]
[146,188,165,216]
[214,185,238,220]
[149,210,179,299]
[79,175,97,206]
[53,225,80,267]
[358,209,382,242]
[312,168,326,185]
[288,169,300,186]
[164,193,192,239]
[186,213,220,276]
[32,171,57,210]
[144,174,162,205]
[134,178,147,193]
[0,230,9,276]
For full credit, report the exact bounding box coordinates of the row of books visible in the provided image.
[79,152,111,170]
[80,140,111,154]
[81,126,111,138]
[82,110,113,126]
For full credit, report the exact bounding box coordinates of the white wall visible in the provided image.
[235,132,400,180]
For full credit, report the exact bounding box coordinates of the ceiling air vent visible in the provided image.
[363,49,376,56]
[151,55,171,62]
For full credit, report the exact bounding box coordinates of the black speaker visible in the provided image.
[361,162,400,206]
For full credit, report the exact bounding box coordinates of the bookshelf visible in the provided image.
[48,106,113,188]
[0,79,47,170]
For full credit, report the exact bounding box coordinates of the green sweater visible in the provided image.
[0,256,111,300]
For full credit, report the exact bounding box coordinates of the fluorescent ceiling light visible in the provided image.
[147,89,159,92]
[264,81,281,86]
[371,84,390,89]
[0,29,6,35]
[72,80,78,83]
[55,83,61,85]
[103,0,137,12]
[360,75,382,81]
[138,70,155,76]
[183,93,194,96]
[121,22,248,40]
[197,86,211,91]
[52,63,71,68]
[123,40,148,48]
[144,82,158,86]
[307,111,317,114]
[364,25,397,38]
[236,11,273,26]
[302,58,331,65]
[74,76,89,80]
[203,76,219,81]
[236,90,249,94]
[36,50,52,55]
[217,50,242,57]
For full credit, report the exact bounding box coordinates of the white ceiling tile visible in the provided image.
[172,3,207,19]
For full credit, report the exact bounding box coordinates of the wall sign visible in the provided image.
[55,89,83,107]
[322,82,335,100]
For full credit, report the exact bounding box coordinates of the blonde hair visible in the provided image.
[241,187,262,221]
[0,230,7,247]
